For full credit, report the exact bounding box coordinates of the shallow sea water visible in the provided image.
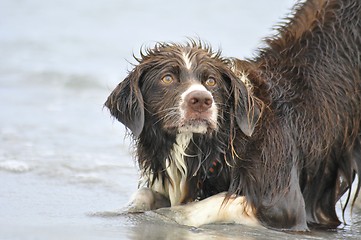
[1,0,361,239]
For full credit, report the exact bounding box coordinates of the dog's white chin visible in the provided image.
[178,125,208,134]
[178,120,216,134]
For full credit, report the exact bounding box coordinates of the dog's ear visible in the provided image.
[233,79,261,137]
[224,59,261,137]
[105,69,145,137]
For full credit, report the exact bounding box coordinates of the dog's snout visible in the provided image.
[179,86,218,133]
[186,90,213,112]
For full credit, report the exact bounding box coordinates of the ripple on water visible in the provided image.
[0,160,31,173]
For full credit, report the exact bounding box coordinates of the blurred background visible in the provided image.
[1,0,360,239]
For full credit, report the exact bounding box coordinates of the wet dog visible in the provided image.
[105,0,361,231]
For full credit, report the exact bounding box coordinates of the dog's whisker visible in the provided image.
[153,107,180,115]
[153,111,179,126]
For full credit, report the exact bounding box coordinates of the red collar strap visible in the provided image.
[207,160,222,178]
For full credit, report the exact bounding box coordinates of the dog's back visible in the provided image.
[230,0,361,228]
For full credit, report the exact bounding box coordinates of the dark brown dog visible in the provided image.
[105,0,361,231]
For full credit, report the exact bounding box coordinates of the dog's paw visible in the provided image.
[125,187,171,213]
[125,202,151,213]
[153,193,248,227]
[154,205,199,227]
[125,188,155,213]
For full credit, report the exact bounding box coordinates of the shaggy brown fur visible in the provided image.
[229,0,361,229]
[105,0,361,231]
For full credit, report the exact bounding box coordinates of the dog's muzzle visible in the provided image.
[179,84,218,134]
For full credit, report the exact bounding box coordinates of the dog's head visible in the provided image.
[105,42,260,137]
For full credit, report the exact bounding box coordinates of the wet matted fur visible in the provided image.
[105,0,361,231]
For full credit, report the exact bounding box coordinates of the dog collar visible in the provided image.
[207,160,222,178]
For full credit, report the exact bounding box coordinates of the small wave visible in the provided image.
[0,160,31,173]
[24,71,106,90]
[87,210,126,218]
[72,173,103,184]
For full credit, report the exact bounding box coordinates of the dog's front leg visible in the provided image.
[126,187,170,213]
[154,192,259,227]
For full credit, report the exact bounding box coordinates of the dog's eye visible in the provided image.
[205,78,216,87]
[161,75,174,85]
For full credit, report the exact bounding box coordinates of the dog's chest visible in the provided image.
[165,133,193,205]
[147,132,224,206]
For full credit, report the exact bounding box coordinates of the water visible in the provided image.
[1,0,360,239]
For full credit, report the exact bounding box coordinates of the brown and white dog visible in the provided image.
[105,0,361,231]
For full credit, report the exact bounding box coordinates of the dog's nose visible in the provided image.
[186,90,213,112]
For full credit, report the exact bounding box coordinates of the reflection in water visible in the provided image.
[90,209,361,240]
